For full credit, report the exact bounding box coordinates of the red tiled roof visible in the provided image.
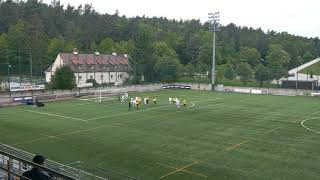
[51,53,130,73]
[60,53,129,66]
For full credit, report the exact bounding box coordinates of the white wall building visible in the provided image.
[45,52,130,87]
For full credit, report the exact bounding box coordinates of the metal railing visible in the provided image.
[0,150,76,180]
[0,144,139,180]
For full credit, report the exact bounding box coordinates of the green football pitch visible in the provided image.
[1,90,320,180]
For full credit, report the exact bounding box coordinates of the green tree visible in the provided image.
[289,55,303,69]
[86,79,98,87]
[266,44,290,79]
[7,20,26,50]
[51,65,75,89]
[197,42,212,65]
[224,63,235,80]
[114,40,134,54]
[254,63,270,86]
[0,33,8,63]
[154,42,182,81]
[47,36,65,64]
[90,41,98,52]
[99,38,115,53]
[302,51,314,63]
[132,24,155,64]
[237,62,253,85]
[185,63,196,78]
[238,47,261,67]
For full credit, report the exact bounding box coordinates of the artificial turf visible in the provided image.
[1,89,320,180]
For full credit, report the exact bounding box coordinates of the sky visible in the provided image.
[43,0,320,38]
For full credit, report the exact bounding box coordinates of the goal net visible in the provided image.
[94,88,128,103]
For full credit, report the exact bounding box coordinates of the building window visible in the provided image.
[103,66,107,70]
[90,75,93,79]
[78,65,82,70]
[79,76,82,80]
[111,75,113,79]
[100,75,103,80]
[90,65,94,70]
[120,74,123,78]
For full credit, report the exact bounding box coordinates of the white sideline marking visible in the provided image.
[301,117,320,134]
[14,123,122,145]
[87,98,222,121]
[40,133,65,141]
[265,127,281,134]
[26,110,87,122]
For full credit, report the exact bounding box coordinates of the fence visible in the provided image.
[0,145,76,180]
[218,85,317,96]
[0,83,164,105]
[0,144,139,180]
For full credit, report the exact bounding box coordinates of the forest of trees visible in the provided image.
[0,0,320,85]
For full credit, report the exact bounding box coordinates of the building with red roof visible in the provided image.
[45,51,130,87]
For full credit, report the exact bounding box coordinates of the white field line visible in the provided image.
[77,102,95,106]
[15,100,223,146]
[264,127,281,134]
[86,98,222,121]
[14,123,122,145]
[199,101,301,120]
[26,110,87,122]
[40,133,65,141]
[301,117,320,134]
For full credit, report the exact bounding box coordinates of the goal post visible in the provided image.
[94,88,128,103]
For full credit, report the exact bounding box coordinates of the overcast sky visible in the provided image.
[43,0,319,38]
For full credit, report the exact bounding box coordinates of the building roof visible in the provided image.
[280,58,320,83]
[46,53,130,73]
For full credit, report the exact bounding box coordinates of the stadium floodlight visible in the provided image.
[208,12,220,90]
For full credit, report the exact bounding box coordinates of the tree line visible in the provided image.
[0,0,319,85]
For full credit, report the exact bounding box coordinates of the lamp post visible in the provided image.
[208,12,220,90]
[7,64,12,91]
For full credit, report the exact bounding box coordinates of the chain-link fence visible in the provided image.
[0,49,50,91]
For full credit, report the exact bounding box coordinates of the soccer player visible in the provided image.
[183,99,187,107]
[146,97,149,104]
[176,98,180,108]
[153,97,157,104]
[128,100,131,111]
[136,99,140,110]
[169,97,172,104]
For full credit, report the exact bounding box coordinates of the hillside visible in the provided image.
[0,0,320,85]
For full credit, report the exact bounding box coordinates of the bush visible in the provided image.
[51,65,76,89]
[86,79,99,87]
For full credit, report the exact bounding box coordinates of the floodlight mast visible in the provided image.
[208,12,220,90]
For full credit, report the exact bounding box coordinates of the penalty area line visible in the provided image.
[26,110,87,122]
[156,162,207,178]
[225,140,249,151]
[160,161,199,179]
[13,123,123,146]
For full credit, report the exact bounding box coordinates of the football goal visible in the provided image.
[94,88,128,103]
